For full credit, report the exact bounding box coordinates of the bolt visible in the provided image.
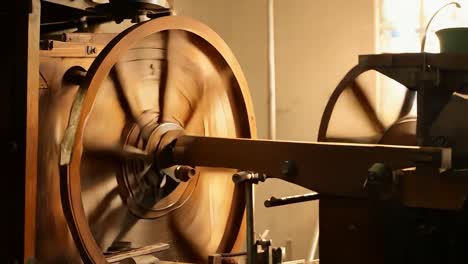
[281,160,297,176]
[174,165,196,182]
[86,46,97,55]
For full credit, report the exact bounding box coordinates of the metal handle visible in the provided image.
[264,193,320,208]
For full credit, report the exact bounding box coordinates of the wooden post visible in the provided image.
[0,0,39,262]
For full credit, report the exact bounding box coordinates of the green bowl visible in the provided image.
[436,27,468,53]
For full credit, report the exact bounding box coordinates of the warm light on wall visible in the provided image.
[378,0,466,119]
[380,0,466,53]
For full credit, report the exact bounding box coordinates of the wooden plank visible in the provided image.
[0,0,39,262]
[173,136,450,198]
[24,0,40,261]
[63,32,118,45]
[40,40,105,58]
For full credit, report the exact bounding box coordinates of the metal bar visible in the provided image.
[220,252,247,257]
[230,171,259,264]
[264,193,320,208]
[173,136,451,198]
[267,0,276,140]
[246,182,255,264]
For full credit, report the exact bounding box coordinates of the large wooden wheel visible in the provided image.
[61,16,256,264]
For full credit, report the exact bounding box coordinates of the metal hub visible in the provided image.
[119,122,198,219]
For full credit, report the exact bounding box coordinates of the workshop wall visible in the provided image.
[174,0,269,140]
[174,0,377,261]
[275,0,377,141]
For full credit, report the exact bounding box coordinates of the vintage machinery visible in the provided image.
[6,1,468,264]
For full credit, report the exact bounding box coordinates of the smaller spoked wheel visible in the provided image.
[318,68,417,145]
[317,69,417,193]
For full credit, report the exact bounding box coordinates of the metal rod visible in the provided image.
[264,193,320,208]
[220,252,247,257]
[246,181,255,264]
[267,0,276,140]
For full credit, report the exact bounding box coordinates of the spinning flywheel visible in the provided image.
[60,16,256,263]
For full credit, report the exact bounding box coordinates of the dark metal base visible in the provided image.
[319,198,468,264]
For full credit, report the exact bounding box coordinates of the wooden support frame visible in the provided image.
[0,0,39,262]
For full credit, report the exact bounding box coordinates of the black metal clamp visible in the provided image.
[363,163,397,201]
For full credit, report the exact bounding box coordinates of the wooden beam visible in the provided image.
[173,136,450,198]
[0,0,39,262]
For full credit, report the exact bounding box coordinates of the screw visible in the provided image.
[86,46,97,55]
